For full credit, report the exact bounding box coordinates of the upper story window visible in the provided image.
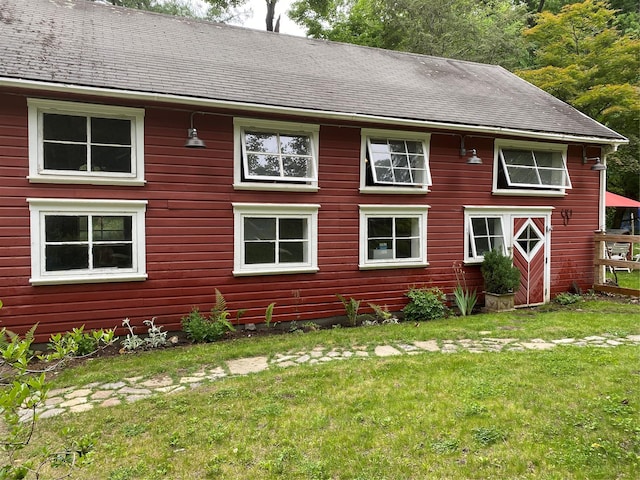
[494,139,570,196]
[232,203,320,276]
[28,99,145,185]
[234,118,319,192]
[360,129,431,194]
[359,205,429,269]
[28,198,147,285]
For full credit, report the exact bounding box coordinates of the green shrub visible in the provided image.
[336,294,361,326]
[554,292,583,305]
[181,290,235,343]
[480,249,521,294]
[402,287,447,321]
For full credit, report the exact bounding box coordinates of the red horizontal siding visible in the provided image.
[0,91,603,340]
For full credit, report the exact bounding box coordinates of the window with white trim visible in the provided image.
[234,118,319,191]
[494,140,570,195]
[359,205,428,269]
[28,99,145,185]
[233,203,320,275]
[466,216,506,261]
[28,199,147,285]
[360,129,431,193]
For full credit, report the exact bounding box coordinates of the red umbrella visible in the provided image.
[606,191,640,208]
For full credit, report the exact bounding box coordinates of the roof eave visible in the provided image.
[1,77,628,146]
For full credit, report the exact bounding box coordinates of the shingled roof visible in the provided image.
[0,0,626,142]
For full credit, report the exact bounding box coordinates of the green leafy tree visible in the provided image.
[289,0,530,68]
[95,0,248,21]
[517,0,640,201]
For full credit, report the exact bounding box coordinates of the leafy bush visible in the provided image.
[554,292,583,305]
[480,249,521,294]
[48,326,116,357]
[402,287,448,321]
[181,290,235,343]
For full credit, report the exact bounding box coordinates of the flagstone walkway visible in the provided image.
[26,333,640,422]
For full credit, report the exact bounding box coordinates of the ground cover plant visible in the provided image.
[11,299,640,479]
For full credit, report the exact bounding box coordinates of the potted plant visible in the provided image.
[480,249,521,312]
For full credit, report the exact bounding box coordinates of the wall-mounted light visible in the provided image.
[184,112,206,148]
[582,146,605,171]
[460,136,482,164]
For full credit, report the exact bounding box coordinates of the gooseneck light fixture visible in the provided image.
[184,112,206,148]
[582,146,606,171]
[460,136,482,164]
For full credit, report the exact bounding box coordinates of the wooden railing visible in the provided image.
[593,232,640,297]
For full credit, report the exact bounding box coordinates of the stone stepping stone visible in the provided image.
[374,345,401,357]
[226,356,269,375]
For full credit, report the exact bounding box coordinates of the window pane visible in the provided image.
[280,135,310,155]
[396,238,418,258]
[43,114,86,142]
[539,168,565,186]
[279,241,305,263]
[245,242,275,264]
[91,118,131,145]
[475,237,490,256]
[247,154,280,176]
[93,244,133,268]
[244,218,276,241]
[503,150,534,166]
[279,218,305,240]
[471,218,488,236]
[389,141,406,153]
[245,132,278,153]
[395,217,417,237]
[368,218,393,237]
[45,245,89,271]
[92,216,132,241]
[371,152,391,166]
[282,157,310,178]
[45,216,88,242]
[394,168,411,183]
[369,139,390,152]
[91,146,132,173]
[533,151,561,168]
[487,218,502,236]
[507,166,540,184]
[374,166,394,182]
[368,239,392,259]
[492,236,505,254]
[43,143,87,171]
[409,155,424,169]
[406,141,423,154]
[391,154,408,168]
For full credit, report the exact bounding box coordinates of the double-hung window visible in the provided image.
[360,129,431,193]
[234,118,319,191]
[359,205,429,269]
[233,203,320,276]
[28,99,145,185]
[28,198,147,285]
[494,140,570,195]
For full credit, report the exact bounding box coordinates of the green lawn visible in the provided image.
[605,268,640,290]
[20,300,640,479]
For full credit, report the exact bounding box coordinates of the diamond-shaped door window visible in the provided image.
[515,221,543,261]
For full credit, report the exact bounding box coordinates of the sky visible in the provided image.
[189,0,306,36]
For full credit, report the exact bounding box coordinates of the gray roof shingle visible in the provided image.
[0,0,626,141]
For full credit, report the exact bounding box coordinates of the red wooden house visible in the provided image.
[0,0,627,338]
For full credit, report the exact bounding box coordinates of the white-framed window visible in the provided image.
[28,198,147,285]
[360,129,431,194]
[233,118,319,191]
[232,203,320,276]
[493,139,570,196]
[466,215,507,261]
[28,99,145,185]
[359,205,429,269]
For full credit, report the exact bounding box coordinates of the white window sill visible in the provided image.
[28,175,146,186]
[233,183,319,193]
[30,273,148,286]
[233,267,319,277]
[492,189,567,198]
[359,186,430,195]
[359,262,428,270]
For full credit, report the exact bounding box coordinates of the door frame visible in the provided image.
[464,206,553,305]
